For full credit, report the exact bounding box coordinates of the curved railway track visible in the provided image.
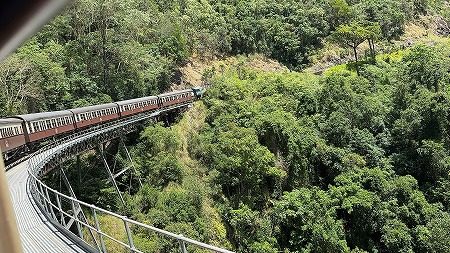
[6,103,233,253]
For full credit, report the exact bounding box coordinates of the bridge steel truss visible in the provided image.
[26,103,234,253]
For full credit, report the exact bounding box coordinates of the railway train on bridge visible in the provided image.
[0,88,204,161]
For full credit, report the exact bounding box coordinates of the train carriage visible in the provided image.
[70,103,119,129]
[115,96,159,117]
[0,118,26,154]
[16,111,75,143]
[158,89,194,108]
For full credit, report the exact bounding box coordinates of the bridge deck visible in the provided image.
[7,161,86,253]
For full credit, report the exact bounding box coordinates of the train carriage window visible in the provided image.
[28,123,33,133]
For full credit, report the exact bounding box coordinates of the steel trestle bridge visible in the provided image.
[6,102,234,253]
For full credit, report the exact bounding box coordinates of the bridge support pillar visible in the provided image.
[99,143,125,205]
[59,167,101,250]
[120,137,142,188]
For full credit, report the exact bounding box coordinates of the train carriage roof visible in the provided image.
[14,110,73,122]
[158,89,193,97]
[115,96,158,106]
[0,118,24,126]
[69,103,118,114]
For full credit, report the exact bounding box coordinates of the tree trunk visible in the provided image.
[353,46,360,76]
[101,3,108,94]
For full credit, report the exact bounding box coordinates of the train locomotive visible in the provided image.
[0,88,202,162]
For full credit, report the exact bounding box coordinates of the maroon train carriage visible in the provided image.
[115,96,159,117]
[16,111,75,143]
[0,118,26,154]
[158,89,194,108]
[70,103,119,129]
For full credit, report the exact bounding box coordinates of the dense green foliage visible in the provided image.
[1,0,448,116]
[190,43,450,252]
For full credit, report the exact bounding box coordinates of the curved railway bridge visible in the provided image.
[6,103,234,253]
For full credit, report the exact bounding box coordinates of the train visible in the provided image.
[0,88,204,161]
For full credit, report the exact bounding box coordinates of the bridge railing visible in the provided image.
[27,104,234,253]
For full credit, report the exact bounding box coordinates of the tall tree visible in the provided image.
[331,22,369,74]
